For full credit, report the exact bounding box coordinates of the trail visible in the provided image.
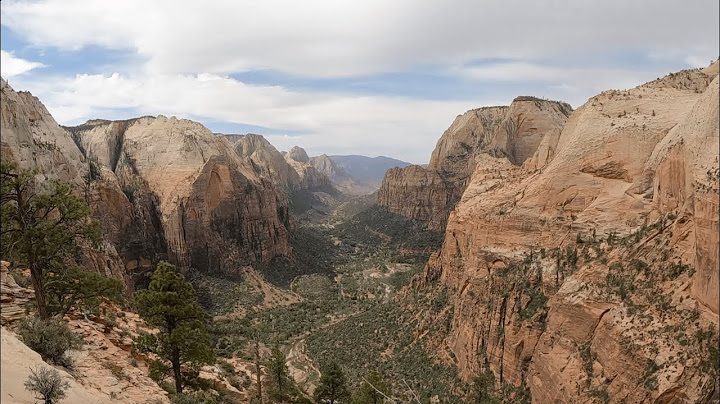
[285,309,365,394]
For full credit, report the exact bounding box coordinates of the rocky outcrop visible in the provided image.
[2,79,293,281]
[70,117,291,277]
[406,63,719,403]
[284,146,333,191]
[0,261,33,326]
[378,97,572,229]
[0,80,130,291]
[230,133,301,197]
[287,146,310,163]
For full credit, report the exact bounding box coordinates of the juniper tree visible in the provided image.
[1,160,107,319]
[133,261,215,393]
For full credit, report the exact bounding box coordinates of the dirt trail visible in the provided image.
[285,310,365,394]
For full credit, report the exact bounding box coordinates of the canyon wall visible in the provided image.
[405,63,719,403]
[377,97,572,229]
[70,117,291,278]
[1,79,292,287]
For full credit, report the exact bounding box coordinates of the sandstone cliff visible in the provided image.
[377,97,572,229]
[1,78,293,283]
[0,79,130,290]
[284,146,333,191]
[68,116,291,278]
[230,134,301,197]
[405,63,719,403]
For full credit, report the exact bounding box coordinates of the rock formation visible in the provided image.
[68,116,291,278]
[377,96,572,229]
[2,79,292,285]
[310,154,376,195]
[405,62,719,403]
[230,133,301,198]
[0,79,130,291]
[283,146,333,191]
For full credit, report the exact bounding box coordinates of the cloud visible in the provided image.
[9,72,476,163]
[2,0,717,77]
[457,61,665,102]
[0,50,46,78]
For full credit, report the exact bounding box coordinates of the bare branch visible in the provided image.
[361,376,397,404]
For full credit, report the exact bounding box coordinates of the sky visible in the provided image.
[1,1,718,164]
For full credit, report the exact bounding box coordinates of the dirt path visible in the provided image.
[285,310,365,395]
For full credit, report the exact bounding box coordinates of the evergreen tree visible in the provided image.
[352,371,391,404]
[134,261,215,393]
[314,361,350,404]
[267,344,292,400]
[1,160,106,319]
[472,369,500,404]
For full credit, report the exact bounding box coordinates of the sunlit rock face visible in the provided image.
[405,63,719,403]
[378,97,572,230]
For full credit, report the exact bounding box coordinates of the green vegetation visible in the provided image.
[314,361,350,404]
[471,369,500,404]
[352,371,391,404]
[134,262,215,394]
[16,317,83,367]
[267,345,295,401]
[0,160,110,319]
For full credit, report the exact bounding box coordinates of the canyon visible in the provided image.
[0,60,718,404]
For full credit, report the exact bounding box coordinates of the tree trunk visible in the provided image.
[255,339,263,403]
[30,266,48,319]
[172,348,182,394]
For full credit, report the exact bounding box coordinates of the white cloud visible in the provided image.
[1,0,717,77]
[1,0,717,161]
[0,50,46,78]
[456,61,666,105]
[9,72,476,163]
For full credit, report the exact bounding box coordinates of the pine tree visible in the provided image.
[267,344,292,401]
[314,361,350,404]
[133,261,215,393]
[1,160,106,319]
[353,371,391,404]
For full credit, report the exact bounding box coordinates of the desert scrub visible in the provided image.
[16,317,83,367]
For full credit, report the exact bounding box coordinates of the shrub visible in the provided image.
[16,317,83,366]
[24,366,70,404]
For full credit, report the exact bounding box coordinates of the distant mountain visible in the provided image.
[328,155,412,185]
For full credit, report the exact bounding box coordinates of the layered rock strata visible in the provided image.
[406,63,719,403]
[377,97,572,229]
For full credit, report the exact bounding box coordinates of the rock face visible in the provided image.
[230,134,301,197]
[287,145,310,163]
[69,117,291,278]
[310,154,376,195]
[406,63,719,403]
[377,97,572,229]
[0,262,34,326]
[0,79,129,290]
[283,146,333,191]
[1,79,292,284]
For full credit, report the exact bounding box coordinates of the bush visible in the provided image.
[16,317,83,366]
[24,366,70,404]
